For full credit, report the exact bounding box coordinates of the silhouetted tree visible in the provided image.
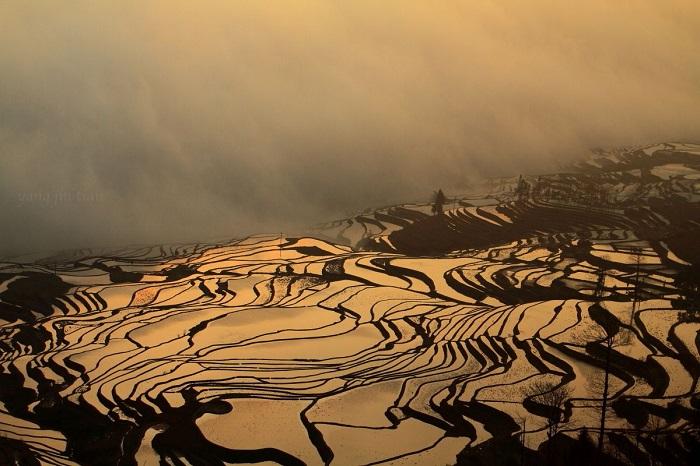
[584,321,623,454]
[515,175,531,202]
[594,267,607,300]
[630,247,643,327]
[677,264,700,322]
[432,189,447,215]
[523,380,572,440]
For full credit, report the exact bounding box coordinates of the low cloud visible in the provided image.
[1,1,699,255]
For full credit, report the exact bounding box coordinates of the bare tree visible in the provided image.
[630,247,643,328]
[523,380,572,440]
[583,322,623,454]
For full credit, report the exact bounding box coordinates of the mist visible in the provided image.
[1,1,699,256]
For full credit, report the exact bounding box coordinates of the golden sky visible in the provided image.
[1,1,700,253]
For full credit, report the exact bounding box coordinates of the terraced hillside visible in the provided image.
[1,144,700,465]
[318,142,700,258]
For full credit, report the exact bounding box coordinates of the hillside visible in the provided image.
[1,144,699,465]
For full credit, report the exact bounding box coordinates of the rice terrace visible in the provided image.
[2,144,700,464]
[1,2,700,465]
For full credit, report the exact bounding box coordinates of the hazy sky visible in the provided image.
[2,1,700,255]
